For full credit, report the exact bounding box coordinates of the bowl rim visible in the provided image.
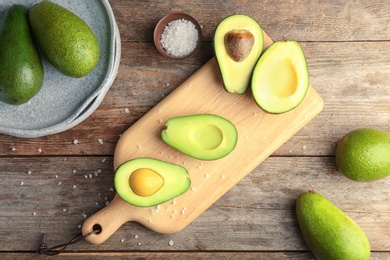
[153,12,202,60]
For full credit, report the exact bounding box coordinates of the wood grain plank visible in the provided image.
[110,0,390,42]
[2,251,390,260]
[0,157,388,252]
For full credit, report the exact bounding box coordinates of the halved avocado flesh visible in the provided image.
[214,14,264,94]
[115,158,191,207]
[251,40,309,113]
[161,114,238,160]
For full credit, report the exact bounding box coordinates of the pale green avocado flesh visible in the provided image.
[161,114,238,160]
[296,190,370,260]
[214,14,264,94]
[115,158,191,207]
[252,40,309,114]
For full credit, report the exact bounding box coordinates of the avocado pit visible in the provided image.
[129,168,164,196]
[224,30,254,62]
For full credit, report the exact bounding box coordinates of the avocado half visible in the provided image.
[115,158,191,207]
[161,114,238,160]
[214,14,264,94]
[251,40,309,114]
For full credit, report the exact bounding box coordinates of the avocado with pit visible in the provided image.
[214,14,263,94]
[161,114,238,160]
[28,1,100,77]
[296,190,370,260]
[336,128,390,181]
[0,5,44,105]
[252,40,309,114]
[115,158,191,207]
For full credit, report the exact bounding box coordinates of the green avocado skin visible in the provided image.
[28,1,100,78]
[0,5,44,105]
[296,191,370,260]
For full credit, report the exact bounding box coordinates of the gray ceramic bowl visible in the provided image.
[154,12,202,60]
[0,0,121,138]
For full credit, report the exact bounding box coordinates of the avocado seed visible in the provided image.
[224,30,255,62]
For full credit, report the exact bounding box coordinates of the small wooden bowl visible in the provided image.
[154,13,202,60]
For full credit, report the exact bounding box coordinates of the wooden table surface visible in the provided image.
[1,0,389,259]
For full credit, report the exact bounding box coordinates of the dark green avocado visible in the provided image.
[0,5,44,105]
[161,114,238,160]
[28,1,100,77]
[115,158,191,207]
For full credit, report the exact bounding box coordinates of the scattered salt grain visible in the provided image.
[57,181,62,186]
[205,174,209,178]
[134,235,138,239]
[55,175,59,179]
[20,181,24,185]
[73,185,77,189]
[148,219,152,223]
[11,147,17,151]
[72,169,77,174]
[27,171,32,175]
[160,18,199,58]
[73,139,79,144]
[82,213,87,218]
[62,208,67,212]
[120,238,125,243]
[98,138,104,145]
[78,224,82,229]
[137,145,142,150]
[32,212,36,216]
[109,187,114,192]
[124,108,130,113]
[84,175,88,179]
[102,158,106,163]
[37,148,42,153]
[158,118,163,124]
[168,240,174,246]
[302,145,307,150]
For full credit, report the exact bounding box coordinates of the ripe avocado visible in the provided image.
[214,14,263,94]
[336,128,390,181]
[251,40,309,114]
[0,5,44,105]
[28,1,100,77]
[115,158,191,207]
[161,114,238,160]
[296,190,370,260]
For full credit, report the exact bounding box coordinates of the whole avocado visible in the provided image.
[28,1,100,77]
[296,190,370,260]
[336,128,390,181]
[0,5,44,105]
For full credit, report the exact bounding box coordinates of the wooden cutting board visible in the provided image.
[82,32,324,244]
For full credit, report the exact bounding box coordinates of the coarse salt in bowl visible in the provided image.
[154,13,202,59]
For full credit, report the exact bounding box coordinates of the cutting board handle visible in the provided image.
[82,194,135,244]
